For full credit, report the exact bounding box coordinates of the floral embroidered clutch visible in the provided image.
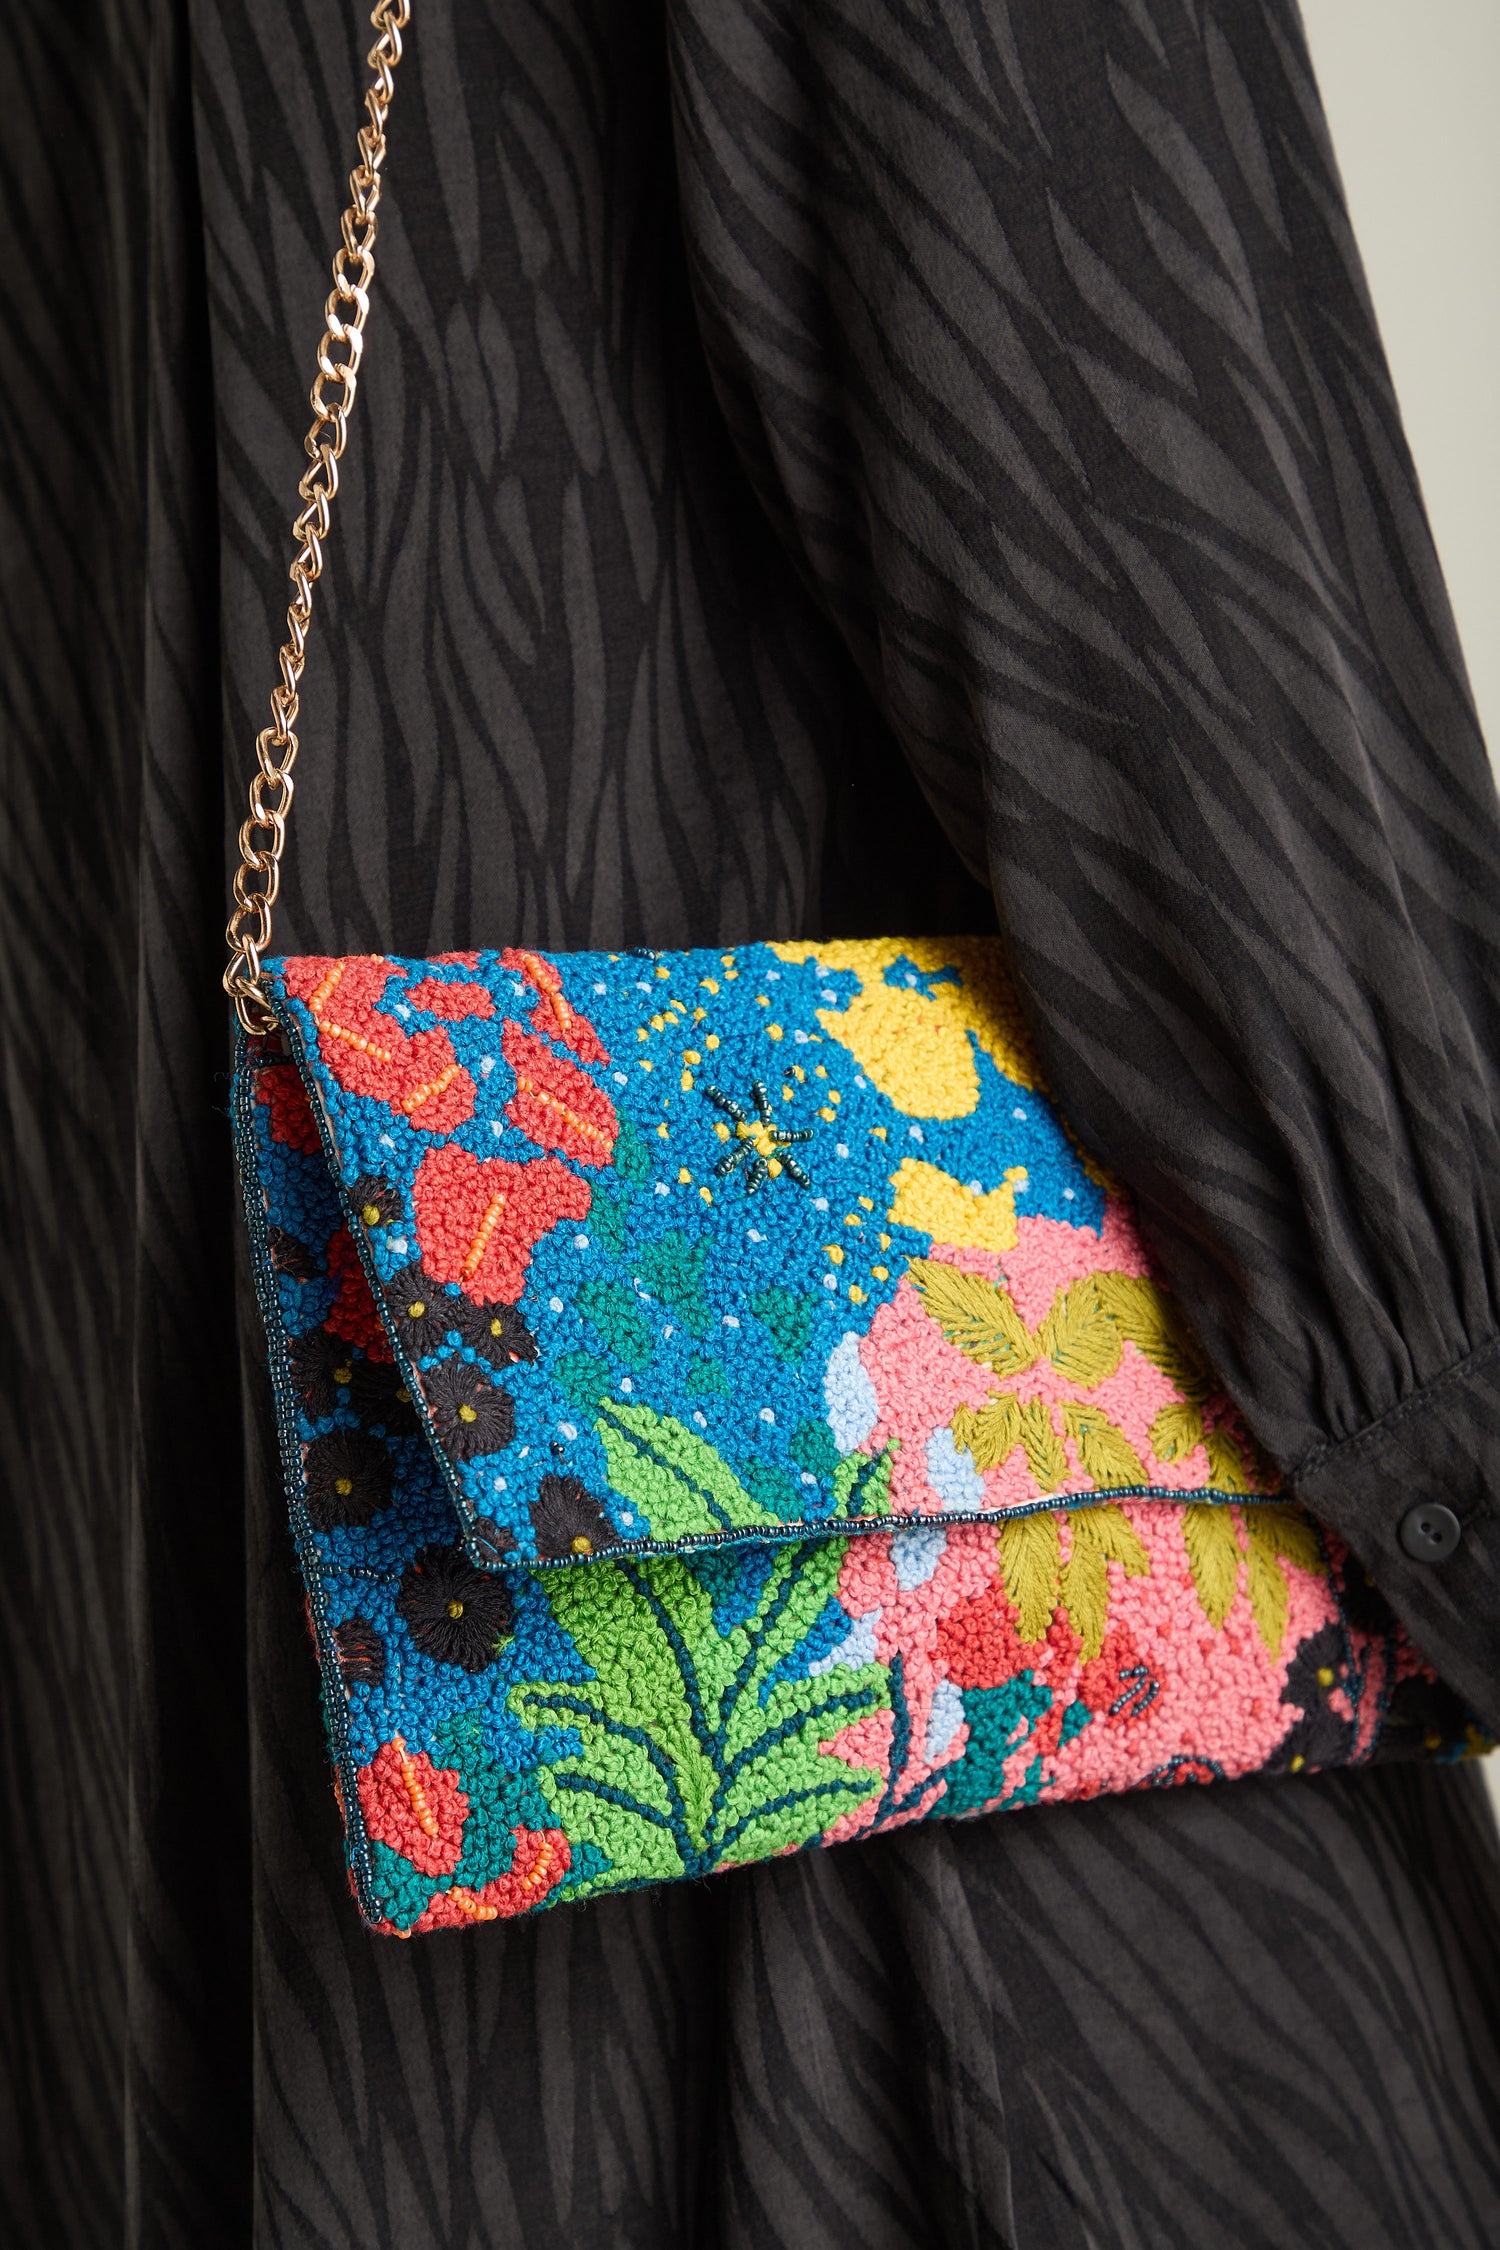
[225,12,1480,1936]
[234,938,1480,1934]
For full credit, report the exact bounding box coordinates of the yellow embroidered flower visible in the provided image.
[769,936,1040,1117]
[887,1156,1030,1253]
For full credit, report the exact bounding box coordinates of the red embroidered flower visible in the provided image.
[408,978,495,1021]
[256,1061,320,1151]
[413,1143,591,1303]
[357,1735,468,1878]
[324,1227,394,1360]
[501,1022,617,1165]
[281,955,476,1134]
[502,949,609,1065]
[412,1827,572,1928]
[283,952,398,1026]
[1078,1626,1159,1722]
[934,1574,1038,1686]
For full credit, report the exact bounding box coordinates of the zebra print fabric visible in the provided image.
[3,0,1499,2242]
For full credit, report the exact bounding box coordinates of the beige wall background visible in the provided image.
[1300,0,1499,754]
[1298,2,1499,1810]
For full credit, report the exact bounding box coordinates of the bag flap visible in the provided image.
[257,938,1278,1570]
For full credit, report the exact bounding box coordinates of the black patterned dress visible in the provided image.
[3,3,1499,2244]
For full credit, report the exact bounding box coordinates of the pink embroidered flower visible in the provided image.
[818,1502,1350,1842]
[1035,1507,1339,1799]
[358,1736,468,1878]
[413,1143,591,1304]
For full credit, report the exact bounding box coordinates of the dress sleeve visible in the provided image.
[667,0,1500,1726]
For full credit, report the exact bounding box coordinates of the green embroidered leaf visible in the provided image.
[832,1451,862,1509]
[832,1442,896,1516]
[1242,1504,1325,1656]
[1017,1397,1069,1493]
[577,1280,654,1370]
[909,1260,1038,1379]
[1074,1502,1152,1574]
[750,1285,815,1365]
[1038,1276,1124,1389]
[511,1544,889,1889]
[637,1231,711,1334]
[1250,1502,1324,1578]
[685,1355,729,1398]
[1183,1504,1241,1629]
[1202,1420,1279,1496]
[1057,1507,1150,1660]
[1242,1523,1289,1659]
[511,1562,716,1890]
[435,1713,554,1888]
[1205,1426,1253,1494]
[595,1397,769,1536]
[1056,1539,1108,1663]
[1149,1398,1206,1464]
[586,1179,629,1258]
[792,1418,839,1479]
[746,1462,803,1521]
[1093,1271,1214,1402]
[999,1511,1062,1643]
[555,1350,611,1413]
[952,1394,1022,1473]
[849,1441,895,1516]
[1060,1402,1148,1491]
[612,1115,653,1185]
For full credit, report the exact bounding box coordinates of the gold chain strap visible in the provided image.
[224,0,411,1033]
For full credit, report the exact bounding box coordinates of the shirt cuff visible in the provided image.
[1294,1338,1500,1737]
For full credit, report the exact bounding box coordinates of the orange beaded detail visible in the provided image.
[392,1732,440,1839]
[507,1070,611,1150]
[398,1062,464,1114]
[460,1193,510,1283]
[446,1885,501,1922]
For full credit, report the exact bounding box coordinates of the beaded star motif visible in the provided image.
[703,1079,815,1193]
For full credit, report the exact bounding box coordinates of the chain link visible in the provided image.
[224,0,411,1033]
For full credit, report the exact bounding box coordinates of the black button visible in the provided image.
[1397,1502,1462,1562]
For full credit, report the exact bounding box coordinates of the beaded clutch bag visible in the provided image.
[226,10,1479,1935]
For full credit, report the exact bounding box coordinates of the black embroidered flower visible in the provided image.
[332,1614,386,1689]
[421,1356,515,1462]
[1268,1623,1353,1776]
[345,1356,420,1436]
[1372,1673,1472,1764]
[350,1175,401,1230]
[454,1296,538,1369]
[268,1227,321,1282]
[469,1516,519,1564]
[530,1474,623,1559]
[303,1426,393,1529]
[383,1264,461,1357]
[287,1326,360,1420]
[396,1543,513,1671]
